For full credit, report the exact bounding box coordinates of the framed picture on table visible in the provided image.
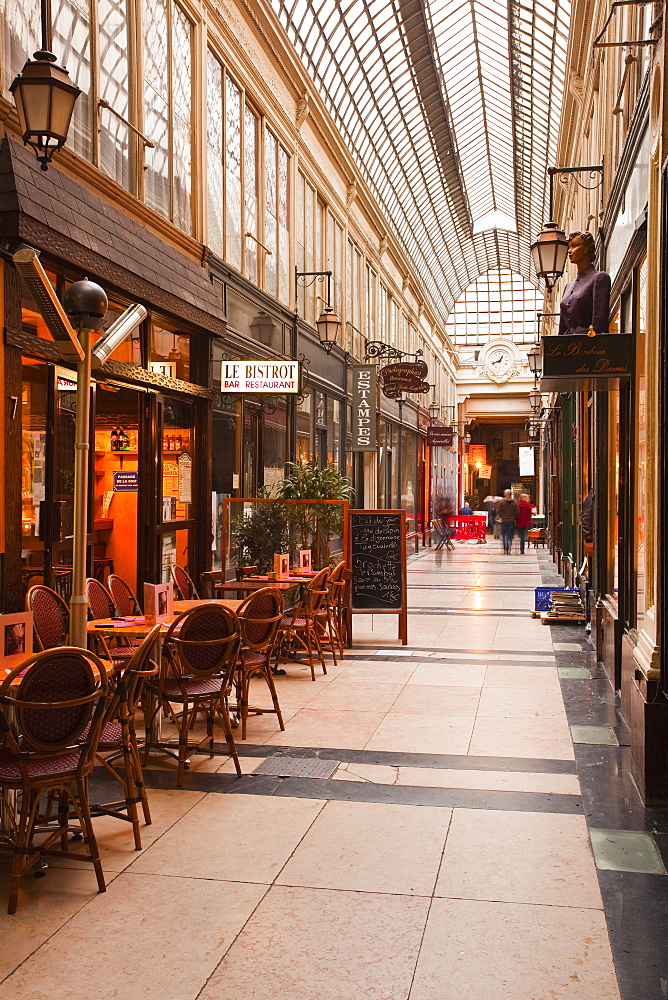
[298,549,312,571]
[0,611,33,664]
[274,553,290,580]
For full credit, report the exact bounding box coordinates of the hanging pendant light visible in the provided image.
[10,50,81,171]
[530,221,569,291]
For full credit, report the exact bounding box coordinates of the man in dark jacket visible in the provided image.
[496,490,519,554]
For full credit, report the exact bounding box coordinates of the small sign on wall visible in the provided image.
[351,365,377,452]
[113,471,139,492]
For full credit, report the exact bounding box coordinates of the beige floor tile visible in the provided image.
[130,793,324,883]
[277,800,451,895]
[476,685,567,720]
[365,714,475,755]
[469,716,575,760]
[333,761,399,783]
[0,865,122,983]
[334,661,418,683]
[262,708,385,749]
[482,665,562,690]
[408,663,487,687]
[199,885,430,1000]
[435,809,601,907]
[47,787,205,873]
[390,684,481,716]
[1,873,267,1000]
[304,680,405,712]
[410,897,620,1000]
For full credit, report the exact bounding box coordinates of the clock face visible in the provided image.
[488,349,511,372]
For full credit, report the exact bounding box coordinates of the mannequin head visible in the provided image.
[568,231,596,272]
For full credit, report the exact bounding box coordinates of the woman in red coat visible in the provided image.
[516,494,536,554]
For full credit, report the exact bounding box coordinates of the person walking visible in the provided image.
[516,493,536,554]
[495,489,518,554]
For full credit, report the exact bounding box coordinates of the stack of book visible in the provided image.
[541,590,585,623]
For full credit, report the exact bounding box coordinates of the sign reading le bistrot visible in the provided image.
[540,334,633,391]
[221,360,300,393]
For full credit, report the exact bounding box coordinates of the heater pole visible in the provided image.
[70,328,91,648]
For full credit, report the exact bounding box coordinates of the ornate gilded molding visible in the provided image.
[5,328,63,361]
[99,361,214,398]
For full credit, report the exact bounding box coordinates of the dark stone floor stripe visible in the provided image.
[138,768,583,814]
[406,608,529,616]
[201,742,578,774]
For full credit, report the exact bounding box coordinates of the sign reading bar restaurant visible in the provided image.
[540,334,633,392]
[427,426,454,448]
[380,360,430,399]
[220,360,300,393]
[351,365,377,452]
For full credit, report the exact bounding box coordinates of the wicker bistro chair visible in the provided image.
[86,577,137,665]
[234,588,285,740]
[170,564,199,601]
[0,647,109,914]
[108,574,142,616]
[314,560,347,663]
[92,625,161,850]
[144,604,242,787]
[275,567,331,681]
[27,585,70,650]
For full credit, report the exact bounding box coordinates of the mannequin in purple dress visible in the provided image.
[558,231,611,336]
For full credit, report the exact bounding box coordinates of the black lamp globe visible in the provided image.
[530,221,569,291]
[64,279,108,330]
[10,50,81,171]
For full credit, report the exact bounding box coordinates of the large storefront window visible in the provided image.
[297,392,311,461]
[328,398,341,467]
[150,321,190,381]
[161,398,194,580]
[264,398,288,487]
[401,428,417,533]
[636,256,647,624]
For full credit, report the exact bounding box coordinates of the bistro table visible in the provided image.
[214,577,310,597]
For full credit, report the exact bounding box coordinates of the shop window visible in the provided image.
[263,398,288,487]
[226,75,243,270]
[98,0,132,189]
[161,398,193,526]
[328,398,340,467]
[150,320,190,382]
[297,392,311,461]
[401,427,417,534]
[143,0,193,233]
[99,298,142,364]
[206,51,224,258]
[245,106,259,284]
[636,257,647,624]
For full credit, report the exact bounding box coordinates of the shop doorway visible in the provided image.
[158,396,195,584]
[93,385,143,591]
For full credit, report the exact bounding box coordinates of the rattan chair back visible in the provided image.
[108,574,142,616]
[86,577,116,619]
[236,588,284,652]
[163,603,240,680]
[27,584,69,650]
[171,564,199,600]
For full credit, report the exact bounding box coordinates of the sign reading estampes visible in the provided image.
[351,365,377,452]
[221,360,300,393]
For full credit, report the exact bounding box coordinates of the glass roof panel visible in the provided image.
[269,0,570,322]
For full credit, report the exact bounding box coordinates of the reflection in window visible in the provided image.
[328,398,340,467]
[245,106,259,284]
[265,130,290,303]
[297,391,311,461]
[150,321,190,382]
[52,0,92,159]
[226,76,242,270]
[207,51,224,256]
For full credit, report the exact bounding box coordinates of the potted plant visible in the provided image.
[229,489,289,573]
[275,459,354,566]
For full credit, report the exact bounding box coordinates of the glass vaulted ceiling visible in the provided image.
[270,0,570,320]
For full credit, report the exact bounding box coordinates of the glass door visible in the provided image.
[159,397,195,583]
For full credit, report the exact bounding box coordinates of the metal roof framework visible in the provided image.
[270,0,570,322]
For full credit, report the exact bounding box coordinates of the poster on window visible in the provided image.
[519,447,535,476]
[178,453,192,503]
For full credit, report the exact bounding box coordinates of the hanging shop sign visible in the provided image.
[478,464,492,480]
[220,360,300,393]
[427,426,454,447]
[519,447,535,477]
[351,364,378,452]
[540,334,633,391]
[380,360,430,399]
[468,444,487,466]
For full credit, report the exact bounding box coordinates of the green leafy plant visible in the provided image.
[230,488,289,573]
[464,492,480,510]
[275,459,354,566]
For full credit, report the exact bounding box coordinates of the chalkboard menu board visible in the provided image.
[348,510,407,644]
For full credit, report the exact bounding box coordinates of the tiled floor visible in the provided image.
[0,543,631,999]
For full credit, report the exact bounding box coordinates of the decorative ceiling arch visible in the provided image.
[269,0,570,318]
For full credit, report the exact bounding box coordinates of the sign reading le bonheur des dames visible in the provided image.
[221,360,300,393]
